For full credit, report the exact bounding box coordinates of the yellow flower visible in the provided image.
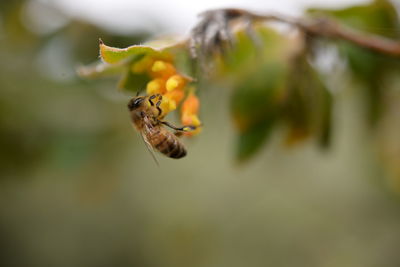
[182,92,200,116]
[181,92,202,136]
[149,60,176,78]
[166,75,186,91]
[146,78,166,95]
[159,96,177,116]
[182,114,201,126]
[140,58,201,136]
[164,88,184,104]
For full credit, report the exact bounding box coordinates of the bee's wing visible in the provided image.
[140,132,159,166]
[140,116,160,166]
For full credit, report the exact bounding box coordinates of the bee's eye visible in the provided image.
[128,98,143,110]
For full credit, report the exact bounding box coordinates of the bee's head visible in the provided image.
[128,97,145,111]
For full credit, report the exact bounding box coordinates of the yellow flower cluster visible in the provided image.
[181,91,201,136]
[143,59,201,135]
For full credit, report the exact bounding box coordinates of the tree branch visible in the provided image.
[190,8,400,58]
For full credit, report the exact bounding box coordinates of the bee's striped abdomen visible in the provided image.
[151,128,187,159]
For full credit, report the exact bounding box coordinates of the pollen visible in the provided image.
[146,78,166,95]
[166,75,185,92]
[181,114,202,136]
[150,60,176,78]
[152,61,167,72]
[159,96,177,116]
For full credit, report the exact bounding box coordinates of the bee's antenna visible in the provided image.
[136,91,140,97]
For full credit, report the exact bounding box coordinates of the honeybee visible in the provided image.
[128,94,195,162]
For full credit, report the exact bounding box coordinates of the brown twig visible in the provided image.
[303,19,400,56]
[265,13,400,56]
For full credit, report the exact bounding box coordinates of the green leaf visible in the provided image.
[338,42,389,124]
[236,119,275,162]
[284,56,333,148]
[169,47,195,78]
[77,60,125,79]
[228,27,292,161]
[231,61,287,132]
[117,68,149,92]
[99,40,172,64]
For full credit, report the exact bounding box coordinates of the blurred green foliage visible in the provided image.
[227,29,291,161]
[0,0,150,178]
[309,0,400,124]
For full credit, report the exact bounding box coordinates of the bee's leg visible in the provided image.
[148,94,157,106]
[155,95,163,116]
[159,120,197,132]
[149,94,162,107]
